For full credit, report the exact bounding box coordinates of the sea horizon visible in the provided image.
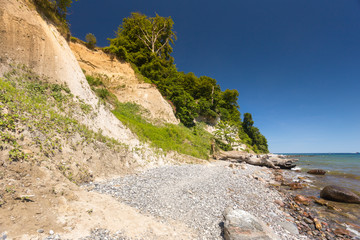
[276,152,359,155]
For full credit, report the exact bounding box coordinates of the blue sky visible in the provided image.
[68,0,360,153]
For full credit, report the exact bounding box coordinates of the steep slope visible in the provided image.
[0,0,135,145]
[70,42,179,125]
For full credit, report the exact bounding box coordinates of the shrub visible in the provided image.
[85,33,97,49]
[86,75,103,87]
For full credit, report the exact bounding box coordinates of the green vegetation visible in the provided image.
[105,13,239,128]
[85,75,117,105]
[112,102,212,159]
[85,33,97,49]
[32,0,78,37]
[84,73,212,159]
[0,65,124,164]
[105,12,269,153]
[242,113,269,153]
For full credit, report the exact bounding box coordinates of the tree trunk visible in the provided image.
[216,151,297,169]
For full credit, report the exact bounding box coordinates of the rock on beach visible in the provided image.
[307,169,326,175]
[223,208,277,240]
[320,185,360,204]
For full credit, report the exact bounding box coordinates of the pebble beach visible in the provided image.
[81,161,307,240]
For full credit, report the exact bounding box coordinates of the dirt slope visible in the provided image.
[70,42,179,125]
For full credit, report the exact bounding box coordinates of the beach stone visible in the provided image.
[294,195,311,205]
[268,180,281,187]
[320,185,360,204]
[289,182,304,190]
[1,232,7,240]
[307,169,326,175]
[274,175,284,182]
[333,228,350,236]
[37,229,44,233]
[223,208,277,240]
[313,218,322,230]
[274,199,284,207]
[304,218,312,224]
[277,221,299,235]
[314,198,328,206]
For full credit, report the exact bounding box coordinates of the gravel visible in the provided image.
[83,161,309,240]
[80,229,131,240]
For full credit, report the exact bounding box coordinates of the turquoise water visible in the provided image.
[282,153,360,193]
[280,153,360,236]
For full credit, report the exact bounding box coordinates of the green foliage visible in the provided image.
[80,103,92,114]
[85,33,97,49]
[112,102,212,159]
[9,147,28,162]
[108,12,176,62]
[214,138,232,151]
[32,0,78,37]
[216,121,239,141]
[242,113,269,153]
[86,75,103,87]
[86,75,117,104]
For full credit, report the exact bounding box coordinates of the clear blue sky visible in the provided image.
[68,0,360,153]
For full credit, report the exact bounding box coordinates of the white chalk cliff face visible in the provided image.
[0,0,135,143]
[0,0,179,167]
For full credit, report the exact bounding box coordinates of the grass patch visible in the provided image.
[86,75,117,105]
[112,102,212,159]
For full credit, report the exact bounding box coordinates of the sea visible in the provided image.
[279,153,360,237]
[282,153,360,193]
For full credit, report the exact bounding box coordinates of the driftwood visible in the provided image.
[216,151,297,169]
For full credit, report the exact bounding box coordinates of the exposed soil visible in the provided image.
[70,42,179,125]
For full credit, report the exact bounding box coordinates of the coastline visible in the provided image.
[81,160,307,240]
[275,159,360,240]
[3,156,359,239]
[81,157,359,240]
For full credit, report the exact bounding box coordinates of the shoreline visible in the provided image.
[277,167,360,240]
[3,157,359,239]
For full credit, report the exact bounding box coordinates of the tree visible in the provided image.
[55,0,74,15]
[108,12,176,63]
[218,89,240,123]
[132,13,176,58]
[85,33,97,49]
[242,113,254,132]
[242,113,269,153]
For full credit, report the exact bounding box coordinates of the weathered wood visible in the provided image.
[217,151,297,169]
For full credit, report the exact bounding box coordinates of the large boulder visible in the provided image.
[320,185,360,204]
[223,208,277,240]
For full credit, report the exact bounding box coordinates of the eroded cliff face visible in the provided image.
[70,42,179,125]
[0,0,139,145]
